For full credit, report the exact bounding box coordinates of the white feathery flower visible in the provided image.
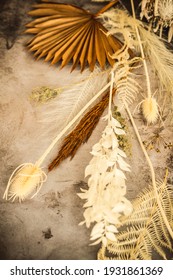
[78,114,132,246]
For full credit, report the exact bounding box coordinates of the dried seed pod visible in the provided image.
[3,163,47,202]
[142,97,159,124]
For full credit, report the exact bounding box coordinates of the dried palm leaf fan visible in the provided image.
[26,0,123,71]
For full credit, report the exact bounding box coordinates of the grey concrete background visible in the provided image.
[0,0,173,260]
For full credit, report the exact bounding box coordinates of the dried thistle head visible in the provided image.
[142,97,159,124]
[3,163,47,202]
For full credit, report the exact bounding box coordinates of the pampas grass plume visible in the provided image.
[3,163,47,202]
[142,97,159,124]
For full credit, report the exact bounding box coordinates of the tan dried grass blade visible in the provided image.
[26,1,123,71]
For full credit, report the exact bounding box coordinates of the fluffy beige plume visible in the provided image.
[142,97,159,124]
[3,163,47,203]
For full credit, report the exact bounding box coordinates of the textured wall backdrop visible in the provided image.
[0,0,173,260]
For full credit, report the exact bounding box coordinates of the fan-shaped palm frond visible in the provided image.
[98,177,173,260]
[25,0,123,71]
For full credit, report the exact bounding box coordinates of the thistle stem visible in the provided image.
[130,0,152,98]
[108,71,114,124]
[124,102,173,239]
[35,81,111,167]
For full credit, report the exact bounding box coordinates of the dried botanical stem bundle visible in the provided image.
[26,0,122,71]
[125,103,173,241]
[3,81,111,202]
[48,89,115,171]
[36,68,110,138]
[139,26,173,95]
[78,72,132,246]
[3,163,47,202]
[141,0,173,42]
[101,4,160,124]
[98,173,173,260]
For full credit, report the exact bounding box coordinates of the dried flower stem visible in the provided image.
[130,0,152,98]
[124,102,173,239]
[35,81,111,167]
[108,71,114,124]
[95,0,118,16]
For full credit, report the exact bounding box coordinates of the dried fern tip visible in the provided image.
[3,163,47,202]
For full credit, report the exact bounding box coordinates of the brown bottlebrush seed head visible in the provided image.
[142,97,159,124]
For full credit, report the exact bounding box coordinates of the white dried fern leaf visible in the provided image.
[78,114,132,246]
[98,178,173,260]
[113,58,141,106]
[100,8,141,55]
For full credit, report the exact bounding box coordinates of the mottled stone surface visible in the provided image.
[0,0,173,260]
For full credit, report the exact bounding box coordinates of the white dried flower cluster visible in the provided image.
[100,9,138,58]
[78,114,132,246]
[141,0,173,41]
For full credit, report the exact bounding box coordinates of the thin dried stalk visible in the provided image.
[3,81,111,201]
[48,89,115,171]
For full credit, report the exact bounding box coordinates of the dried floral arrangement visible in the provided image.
[3,0,173,260]
[140,0,173,42]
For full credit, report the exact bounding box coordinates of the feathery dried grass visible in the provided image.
[37,68,110,138]
[139,26,173,94]
[48,89,115,171]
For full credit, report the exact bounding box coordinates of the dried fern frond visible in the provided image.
[48,89,115,171]
[113,57,141,106]
[98,177,173,260]
[26,0,123,71]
